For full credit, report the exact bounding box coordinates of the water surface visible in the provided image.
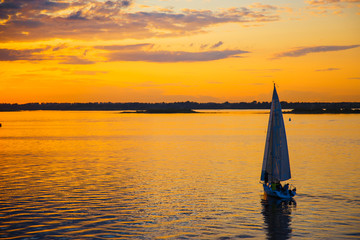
[0,110,359,239]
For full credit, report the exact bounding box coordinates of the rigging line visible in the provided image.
[273,81,279,89]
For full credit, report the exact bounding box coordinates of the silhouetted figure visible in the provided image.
[283,183,289,193]
[265,172,269,183]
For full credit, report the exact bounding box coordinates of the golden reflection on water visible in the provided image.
[0,110,359,239]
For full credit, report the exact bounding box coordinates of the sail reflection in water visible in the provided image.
[261,195,296,240]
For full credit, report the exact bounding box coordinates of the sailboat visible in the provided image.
[261,84,296,199]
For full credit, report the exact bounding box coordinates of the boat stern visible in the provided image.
[262,183,296,199]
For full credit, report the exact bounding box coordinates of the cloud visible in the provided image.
[68,10,87,20]
[305,0,360,14]
[94,43,154,51]
[0,0,69,18]
[211,41,223,49]
[52,44,68,52]
[8,20,44,28]
[200,44,208,49]
[0,46,95,64]
[0,0,134,41]
[0,48,47,61]
[0,0,280,42]
[272,44,360,59]
[104,49,249,62]
[315,67,340,71]
[249,3,278,10]
[307,0,360,5]
[59,56,95,65]
[0,42,249,64]
[95,43,249,62]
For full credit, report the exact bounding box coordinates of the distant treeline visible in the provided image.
[0,101,359,112]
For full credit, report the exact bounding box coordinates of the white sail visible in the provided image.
[261,85,291,182]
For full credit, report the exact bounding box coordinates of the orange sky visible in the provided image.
[0,0,359,103]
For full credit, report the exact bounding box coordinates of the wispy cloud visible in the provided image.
[211,41,223,49]
[59,56,95,65]
[0,46,96,64]
[307,0,360,5]
[0,43,249,63]
[105,49,249,62]
[248,3,278,10]
[0,48,47,61]
[95,44,154,51]
[96,43,249,62]
[305,0,360,15]
[315,67,340,71]
[272,44,360,59]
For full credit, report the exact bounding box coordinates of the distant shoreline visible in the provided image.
[121,109,198,114]
[284,108,360,114]
[1,101,359,112]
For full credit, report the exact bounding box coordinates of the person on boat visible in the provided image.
[283,183,289,192]
[264,172,269,183]
[271,182,280,191]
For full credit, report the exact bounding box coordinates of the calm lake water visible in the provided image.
[0,110,359,239]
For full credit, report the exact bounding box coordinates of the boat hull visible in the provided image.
[263,184,296,199]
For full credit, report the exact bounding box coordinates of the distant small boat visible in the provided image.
[260,85,296,199]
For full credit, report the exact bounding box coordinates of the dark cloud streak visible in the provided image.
[273,45,360,59]
[0,43,249,63]
[96,43,249,62]
[211,41,223,49]
[94,44,153,51]
[315,67,340,71]
[59,56,95,65]
[105,49,249,62]
[0,48,47,61]
[0,46,95,64]
[68,11,87,20]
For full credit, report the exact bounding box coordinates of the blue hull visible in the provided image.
[263,184,296,199]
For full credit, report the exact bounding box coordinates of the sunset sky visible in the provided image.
[0,0,359,103]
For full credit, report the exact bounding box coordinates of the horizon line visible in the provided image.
[1,101,360,105]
